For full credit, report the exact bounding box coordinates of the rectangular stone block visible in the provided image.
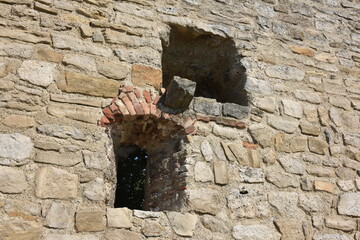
[76,210,105,232]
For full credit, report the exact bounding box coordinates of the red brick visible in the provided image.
[122,96,136,115]
[140,100,150,115]
[131,64,162,89]
[122,85,134,93]
[103,107,114,120]
[243,142,258,149]
[109,103,118,112]
[236,121,246,129]
[154,109,161,118]
[133,102,144,115]
[153,95,160,104]
[150,104,157,115]
[163,113,171,120]
[119,92,126,99]
[100,115,110,125]
[185,125,196,134]
[115,99,129,115]
[196,114,210,122]
[143,90,152,103]
[134,88,141,98]
[128,92,138,105]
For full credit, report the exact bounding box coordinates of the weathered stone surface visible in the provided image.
[338,193,360,217]
[35,167,78,199]
[269,192,300,215]
[325,216,357,232]
[35,151,82,166]
[76,210,105,232]
[52,34,112,56]
[274,219,304,240]
[344,134,360,148]
[200,140,214,161]
[232,224,281,240]
[329,95,352,111]
[307,166,336,178]
[282,99,303,118]
[47,103,101,124]
[265,65,305,81]
[4,199,40,217]
[84,178,105,201]
[37,124,86,140]
[268,116,298,133]
[2,114,35,128]
[294,90,322,104]
[290,45,315,56]
[1,42,34,58]
[193,97,222,116]
[254,96,276,113]
[194,161,213,182]
[165,76,196,110]
[201,215,229,233]
[289,136,307,152]
[141,221,165,237]
[0,133,33,164]
[248,123,275,148]
[314,181,335,193]
[299,194,328,213]
[58,72,119,98]
[97,60,129,80]
[214,161,228,185]
[105,229,144,240]
[0,166,28,193]
[223,103,249,119]
[213,124,239,139]
[133,210,161,218]
[188,188,221,215]
[300,123,320,136]
[0,221,43,240]
[337,180,355,192]
[63,54,97,72]
[131,64,162,89]
[82,150,106,170]
[107,207,132,228]
[167,212,197,237]
[44,202,73,229]
[0,28,51,44]
[51,94,102,107]
[278,156,305,175]
[44,234,99,240]
[308,137,327,155]
[313,234,351,240]
[36,48,63,63]
[266,172,299,188]
[18,60,57,87]
[239,166,264,183]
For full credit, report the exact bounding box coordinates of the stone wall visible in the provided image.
[0,0,359,239]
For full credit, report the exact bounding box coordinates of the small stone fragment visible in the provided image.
[314,181,335,193]
[167,212,197,237]
[165,76,196,110]
[107,208,132,228]
[222,103,249,119]
[232,224,281,240]
[214,161,229,185]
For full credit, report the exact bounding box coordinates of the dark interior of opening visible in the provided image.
[114,147,148,210]
[161,24,248,106]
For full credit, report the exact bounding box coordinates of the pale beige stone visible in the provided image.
[275,218,304,240]
[97,60,129,80]
[0,28,51,44]
[188,188,221,215]
[76,210,105,232]
[282,99,303,118]
[44,202,73,229]
[47,103,101,124]
[268,116,299,134]
[314,181,335,193]
[105,229,145,240]
[308,137,327,155]
[18,60,57,87]
[167,212,197,237]
[35,151,82,166]
[265,65,305,81]
[194,161,213,182]
[36,48,63,63]
[289,136,308,153]
[141,220,165,237]
[337,180,355,192]
[84,178,105,201]
[0,221,43,240]
[290,45,315,56]
[200,140,214,161]
[131,64,162,89]
[254,97,276,113]
[233,224,281,240]
[300,123,320,136]
[325,216,357,232]
[63,54,97,72]
[214,161,229,185]
[107,208,132,228]
[2,114,35,128]
[35,166,78,199]
[0,166,28,193]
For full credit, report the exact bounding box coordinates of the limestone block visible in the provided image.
[278,156,305,175]
[329,96,352,110]
[141,220,165,237]
[58,72,119,97]
[329,107,342,126]
[0,28,51,44]
[2,114,35,128]
[325,216,357,232]
[282,99,303,118]
[289,45,315,56]
[268,115,299,133]
[164,76,196,110]
[266,172,299,188]
[201,214,229,233]
[314,181,335,193]
[222,103,249,119]
[37,124,86,141]
[35,151,82,166]
[313,234,351,240]
[188,188,221,215]
[36,48,63,63]
[107,208,132,228]
[1,42,34,58]
[337,180,355,192]
[82,150,106,170]
[344,134,360,148]
[254,97,276,113]
[214,161,229,185]
[4,200,40,217]
[300,123,320,136]
[35,167,78,199]
[18,60,57,87]
[44,234,99,240]
[269,192,300,215]
[0,166,28,193]
[303,104,318,123]
[0,133,33,161]
[289,136,308,152]
[0,61,6,77]
[0,221,43,240]
[167,212,197,237]
[294,90,322,104]
[131,64,162,89]
[97,60,129,80]
[245,77,272,94]
[338,192,360,217]
[194,161,213,182]
[105,229,145,240]
[299,194,328,213]
[213,124,239,140]
[239,166,264,183]
[232,224,281,240]
[274,219,304,240]
[307,166,336,178]
[76,210,105,232]
[84,178,105,201]
[63,54,97,72]
[47,103,101,124]
[193,97,222,116]
[133,210,162,219]
[44,202,73,229]
[308,137,328,155]
[265,65,305,81]
[200,140,214,161]
[248,123,275,148]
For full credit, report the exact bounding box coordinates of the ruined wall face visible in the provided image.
[0,0,360,239]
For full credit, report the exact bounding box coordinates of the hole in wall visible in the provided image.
[161,24,248,106]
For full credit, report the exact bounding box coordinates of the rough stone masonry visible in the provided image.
[0,0,359,239]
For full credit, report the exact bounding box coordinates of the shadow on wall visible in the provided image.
[161,24,248,106]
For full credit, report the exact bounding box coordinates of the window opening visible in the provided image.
[115,147,148,210]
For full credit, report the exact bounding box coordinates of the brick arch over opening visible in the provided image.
[98,85,196,135]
